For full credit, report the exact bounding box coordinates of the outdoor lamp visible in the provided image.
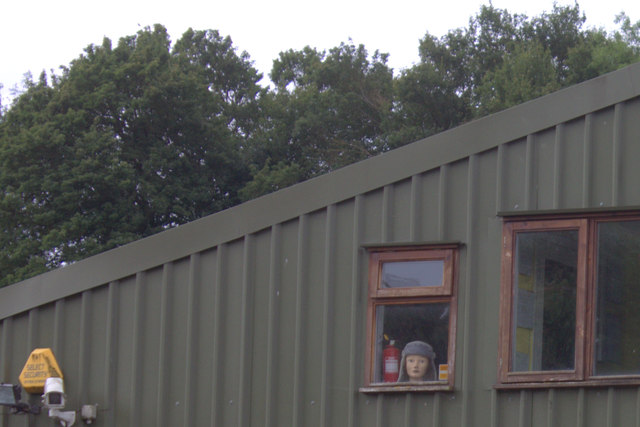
[0,383,20,407]
[0,383,39,414]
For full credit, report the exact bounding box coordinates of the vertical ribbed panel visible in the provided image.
[129,272,144,427]
[375,394,384,427]
[519,390,531,427]
[496,145,505,212]
[612,103,623,206]
[376,186,393,427]
[493,139,504,427]
[524,134,535,210]
[320,205,336,426]
[576,388,585,427]
[53,300,64,359]
[403,392,413,427]
[238,236,254,427]
[433,163,448,427]
[553,124,564,209]
[606,388,615,427]
[210,245,225,427]
[582,114,593,208]
[546,388,555,427]
[381,185,393,243]
[433,392,441,426]
[265,224,281,427]
[347,196,363,427]
[460,155,478,427]
[183,254,199,427]
[78,291,91,404]
[410,175,422,240]
[156,264,172,427]
[27,309,38,352]
[438,166,448,240]
[292,215,308,427]
[491,389,499,427]
[104,281,119,427]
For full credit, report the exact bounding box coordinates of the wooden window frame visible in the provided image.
[361,244,459,393]
[498,212,640,387]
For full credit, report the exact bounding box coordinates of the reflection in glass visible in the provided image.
[512,230,577,372]
[595,220,640,376]
[381,260,443,288]
[373,303,449,382]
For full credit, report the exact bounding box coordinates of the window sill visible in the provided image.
[495,378,640,390]
[360,382,453,393]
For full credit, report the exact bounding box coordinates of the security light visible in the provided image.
[0,383,40,414]
[0,384,20,407]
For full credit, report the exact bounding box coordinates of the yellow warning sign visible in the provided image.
[19,348,64,394]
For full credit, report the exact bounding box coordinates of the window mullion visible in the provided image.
[574,219,589,381]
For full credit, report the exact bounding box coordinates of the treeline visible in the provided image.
[0,4,639,286]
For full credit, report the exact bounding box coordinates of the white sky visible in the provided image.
[1,0,639,103]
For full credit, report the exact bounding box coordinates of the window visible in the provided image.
[498,213,640,386]
[362,244,459,392]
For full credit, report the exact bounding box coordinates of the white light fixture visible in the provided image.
[42,378,76,427]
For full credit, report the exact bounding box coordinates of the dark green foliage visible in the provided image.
[413,3,639,116]
[1,5,639,286]
[269,42,394,173]
[0,25,261,286]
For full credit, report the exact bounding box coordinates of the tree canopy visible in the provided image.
[1,4,639,286]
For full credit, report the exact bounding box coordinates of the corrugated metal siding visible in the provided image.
[2,68,640,426]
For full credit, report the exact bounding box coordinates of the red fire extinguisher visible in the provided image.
[382,339,401,382]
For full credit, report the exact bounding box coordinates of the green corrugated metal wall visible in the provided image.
[2,64,640,426]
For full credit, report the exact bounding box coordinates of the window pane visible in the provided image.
[594,220,640,376]
[373,303,449,382]
[381,260,444,288]
[512,230,577,372]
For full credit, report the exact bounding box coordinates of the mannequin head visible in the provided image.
[398,341,436,382]
[405,354,430,381]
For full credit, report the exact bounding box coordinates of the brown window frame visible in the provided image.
[361,244,459,393]
[498,211,640,387]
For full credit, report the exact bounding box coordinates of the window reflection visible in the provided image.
[381,260,444,288]
[512,230,577,372]
[595,220,640,376]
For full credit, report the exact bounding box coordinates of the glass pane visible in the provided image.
[381,260,444,288]
[511,230,577,372]
[594,220,640,376]
[373,303,449,383]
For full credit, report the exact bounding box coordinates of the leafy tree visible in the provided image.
[173,28,265,138]
[409,3,640,117]
[241,41,394,196]
[0,25,261,286]
[615,12,640,53]
[477,41,560,115]
[389,51,472,147]
[238,160,304,201]
[2,4,640,287]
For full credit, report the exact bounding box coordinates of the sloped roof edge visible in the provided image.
[2,62,639,319]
